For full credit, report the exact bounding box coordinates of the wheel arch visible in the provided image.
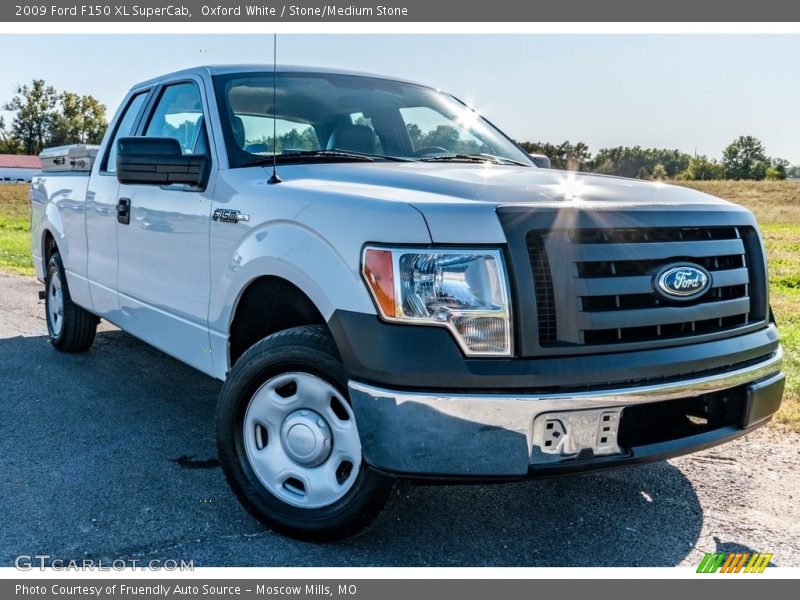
[209,220,382,379]
[227,275,329,369]
[42,229,58,267]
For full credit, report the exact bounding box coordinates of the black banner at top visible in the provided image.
[3,0,799,22]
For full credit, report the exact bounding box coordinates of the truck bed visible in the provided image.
[30,172,91,284]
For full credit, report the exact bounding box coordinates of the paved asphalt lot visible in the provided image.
[1,271,799,567]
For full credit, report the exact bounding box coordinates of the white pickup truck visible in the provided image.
[31,65,784,540]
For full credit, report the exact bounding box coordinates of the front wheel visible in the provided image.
[216,325,394,541]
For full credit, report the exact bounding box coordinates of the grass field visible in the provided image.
[1,180,798,429]
[0,185,33,276]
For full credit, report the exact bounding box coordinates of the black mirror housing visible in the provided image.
[116,137,209,187]
[528,153,551,169]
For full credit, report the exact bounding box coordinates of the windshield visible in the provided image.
[212,71,533,168]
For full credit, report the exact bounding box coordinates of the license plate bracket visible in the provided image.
[530,407,624,464]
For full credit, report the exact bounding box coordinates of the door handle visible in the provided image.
[117,198,131,225]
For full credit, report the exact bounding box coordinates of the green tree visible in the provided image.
[769,158,788,180]
[280,127,319,151]
[679,155,725,180]
[2,79,58,155]
[590,146,690,179]
[423,125,460,149]
[254,126,321,154]
[406,123,423,149]
[722,135,769,180]
[653,149,692,177]
[787,164,800,178]
[49,92,107,146]
[300,126,319,150]
[0,116,22,153]
[518,140,592,170]
[651,164,668,180]
[765,167,786,180]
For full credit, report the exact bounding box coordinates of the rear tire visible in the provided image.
[45,253,98,352]
[216,325,394,541]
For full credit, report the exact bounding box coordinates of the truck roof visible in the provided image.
[133,64,430,91]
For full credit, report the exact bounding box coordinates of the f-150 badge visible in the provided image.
[213,209,249,223]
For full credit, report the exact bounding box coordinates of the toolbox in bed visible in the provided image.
[39,144,99,172]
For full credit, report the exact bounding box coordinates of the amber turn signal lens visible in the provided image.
[363,249,396,317]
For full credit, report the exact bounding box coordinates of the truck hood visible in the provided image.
[279,162,744,243]
[283,161,734,207]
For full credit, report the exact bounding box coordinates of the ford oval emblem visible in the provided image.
[655,264,712,300]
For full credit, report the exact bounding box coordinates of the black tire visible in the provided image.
[45,253,98,352]
[216,325,395,541]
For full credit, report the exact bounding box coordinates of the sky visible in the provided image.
[0,34,798,163]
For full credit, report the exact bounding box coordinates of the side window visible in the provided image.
[105,92,147,174]
[145,82,207,155]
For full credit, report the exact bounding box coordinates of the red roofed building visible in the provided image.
[0,154,41,169]
[0,154,41,182]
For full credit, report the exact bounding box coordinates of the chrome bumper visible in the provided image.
[348,349,784,477]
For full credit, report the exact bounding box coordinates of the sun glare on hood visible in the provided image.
[554,173,590,201]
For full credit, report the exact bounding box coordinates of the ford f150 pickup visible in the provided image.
[31,65,785,540]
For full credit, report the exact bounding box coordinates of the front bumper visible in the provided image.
[348,348,784,478]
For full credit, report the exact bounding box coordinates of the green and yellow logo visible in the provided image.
[697,552,773,573]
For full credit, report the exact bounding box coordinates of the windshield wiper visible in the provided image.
[242,149,413,167]
[242,150,374,167]
[418,153,531,167]
[322,149,413,162]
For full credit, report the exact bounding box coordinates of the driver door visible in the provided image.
[114,78,216,374]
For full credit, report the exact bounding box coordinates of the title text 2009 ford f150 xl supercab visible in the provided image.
[31,65,785,540]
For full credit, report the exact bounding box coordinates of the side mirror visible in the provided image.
[529,153,551,169]
[116,137,209,187]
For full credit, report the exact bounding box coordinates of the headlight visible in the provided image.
[362,247,512,356]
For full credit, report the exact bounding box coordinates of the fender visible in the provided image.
[29,180,48,281]
[39,182,93,308]
[43,203,67,262]
[207,219,428,379]
[206,166,433,379]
